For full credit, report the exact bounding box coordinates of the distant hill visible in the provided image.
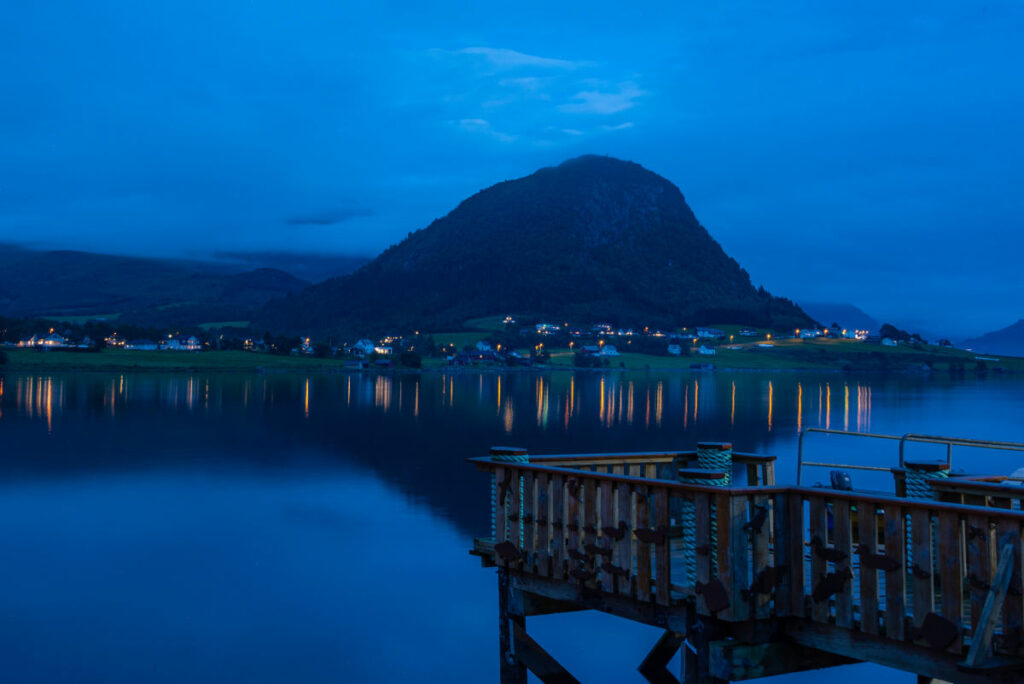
[799,302,880,332]
[0,244,309,327]
[259,155,811,336]
[964,319,1024,357]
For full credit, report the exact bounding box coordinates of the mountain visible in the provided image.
[963,320,1024,357]
[259,155,811,337]
[0,244,309,327]
[799,302,880,332]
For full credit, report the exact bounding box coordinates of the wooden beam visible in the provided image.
[638,630,683,684]
[784,619,1013,684]
[522,591,585,617]
[708,640,858,681]
[512,621,580,684]
[963,543,1015,669]
[499,568,527,684]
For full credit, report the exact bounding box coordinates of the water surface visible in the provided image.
[2,370,1022,682]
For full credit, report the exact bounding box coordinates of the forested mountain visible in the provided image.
[964,320,1024,357]
[0,245,309,327]
[799,302,880,332]
[260,155,811,336]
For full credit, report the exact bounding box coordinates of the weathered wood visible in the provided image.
[522,471,536,574]
[937,511,963,653]
[857,501,880,635]
[708,640,858,681]
[996,519,1023,655]
[499,568,527,684]
[509,469,522,551]
[654,487,671,605]
[638,630,683,684]
[600,480,615,593]
[567,476,581,585]
[728,494,750,620]
[536,472,550,578]
[550,473,565,580]
[773,492,793,617]
[695,492,713,615]
[495,465,509,564]
[966,514,991,640]
[809,496,829,623]
[616,482,632,597]
[833,499,853,628]
[883,503,906,641]
[910,508,934,638]
[512,621,581,684]
[751,494,772,619]
[583,478,598,590]
[637,485,652,601]
[964,543,1016,668]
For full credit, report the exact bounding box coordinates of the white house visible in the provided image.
[164,335,201,351]
[698,345,717,356]
[475,341,492,352]
[353,339,375,357]
[600,345,620,357]
[374,345,393,356]
[125,339,158,351]
[667,344,682,356]
[696,327,724,339]
[799,329,821,339]
[881,338,897,347]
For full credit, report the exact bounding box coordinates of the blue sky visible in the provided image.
[1,1,1021,335]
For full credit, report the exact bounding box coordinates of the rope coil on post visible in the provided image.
[903,460,948,574]
[490,446,529,541]
[679,442,733,584]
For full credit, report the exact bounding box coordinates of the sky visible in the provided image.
[1,2,1021,336]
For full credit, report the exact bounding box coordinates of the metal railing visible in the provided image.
[797,428,1024,486]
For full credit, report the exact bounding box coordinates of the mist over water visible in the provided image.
[2,369,1022,682]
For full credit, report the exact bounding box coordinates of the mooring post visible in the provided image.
[498,568,527,684]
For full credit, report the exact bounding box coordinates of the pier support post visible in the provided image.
[499,568,527,684]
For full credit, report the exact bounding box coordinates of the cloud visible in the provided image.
[457,118,517,143]
[559,82,645,114]
[285,207,374,226]
[453,47,583,70]
[601,122,635,131]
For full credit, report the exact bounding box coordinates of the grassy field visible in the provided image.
[198,321,250,330]
[1,348,353,372]
[4,338,1021,373]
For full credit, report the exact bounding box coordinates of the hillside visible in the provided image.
[0,245,310,327]
[799,302,880,332]
[259,156,811,336]
[964,319,1024,357]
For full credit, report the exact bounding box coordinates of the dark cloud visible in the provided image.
[285,208,375,227]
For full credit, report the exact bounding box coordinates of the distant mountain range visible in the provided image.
[964,320,1024,357]
[799,302,880,332]
[0,245,313,328]
[259,155,812,336]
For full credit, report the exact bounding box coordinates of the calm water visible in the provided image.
[1,369,1023,683]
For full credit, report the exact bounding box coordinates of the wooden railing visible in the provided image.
[530,450,776,487]
[474,452,1024,659]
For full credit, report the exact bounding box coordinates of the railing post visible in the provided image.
[491,446,528,540]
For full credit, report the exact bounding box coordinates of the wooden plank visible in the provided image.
[966,514,991,642]
[495,465,508,564]
[752,494,771,619]
[809,496,829,623]
[788,493,807,617]
[772,492,792,617]
[883,503,906,641]
[567,476,580,585]
[714,492,733,619]
[616,482,632,597]
[996,519,1023,655]
[550,473,565,581]
[964,543,1016,668]
[536,472,550,578]
[695,492,712,615]
[509,469,522,550]
[521,471,536,574]
[512,621,581,684]
[654,487,671,606]
[638,630,683,684]
[937,511,963,653]
[833,499,854,628]
[857,501,880,635]
[728,495,750,620]
[583,478,598,590]
[600,480,615,593]
[910,508,933,639]
[636,485,652,601]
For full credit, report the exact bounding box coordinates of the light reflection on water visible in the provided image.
[1,369,1024,683]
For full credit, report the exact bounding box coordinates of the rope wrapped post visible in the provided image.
[679,442,733,585]
[490,446,529,540]
[902,460,949,576]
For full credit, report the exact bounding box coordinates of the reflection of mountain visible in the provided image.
[0,371,950,535]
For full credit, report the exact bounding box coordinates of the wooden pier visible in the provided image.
[471,439,1024,683]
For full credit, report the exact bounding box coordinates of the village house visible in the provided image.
[600,344,620,357]
[739,328,759,337]
[698,345,717,356]
[667,343,682,356]
[162,335,201,351]
[475,340,492,352]
[882,337,898,347]
[352,339,375,357]
[125,339,158,351]
[696,327,724,339]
